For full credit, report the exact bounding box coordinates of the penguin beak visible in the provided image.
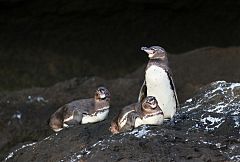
[141,47,154,55]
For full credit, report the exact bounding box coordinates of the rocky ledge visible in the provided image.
[3,81,240,162]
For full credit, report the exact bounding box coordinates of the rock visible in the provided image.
[0,47,240,161]
[0,76,141,160]
[3,81,240,162]
[177,81,240,136]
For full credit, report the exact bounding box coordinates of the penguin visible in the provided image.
[49,86,110,132]
[110,96,164,134]
[138,46,179,119]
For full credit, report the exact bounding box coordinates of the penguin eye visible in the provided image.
[150,47,157,53]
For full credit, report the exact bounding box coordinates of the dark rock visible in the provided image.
[1,0,240,91]
[0,76,141,160]
[0,47,240,161]
[3,81,240,162]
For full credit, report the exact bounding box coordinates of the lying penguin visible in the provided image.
[49,86,110,132]
[110,96,164,134]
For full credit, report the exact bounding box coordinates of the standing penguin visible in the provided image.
[138,46,179,119]
[49,86,110,132]
[110,96,164,134]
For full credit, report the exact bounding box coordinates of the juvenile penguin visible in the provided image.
[110,96,164,134]
[49,86,110,132]
[138,46,179,119]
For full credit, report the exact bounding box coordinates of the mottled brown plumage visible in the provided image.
[110,96,163,134]
[49,87,110,132]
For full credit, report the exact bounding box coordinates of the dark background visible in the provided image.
[1,0,240,91]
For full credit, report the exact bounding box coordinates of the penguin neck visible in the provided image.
[135,103,146,118]
[94,98,110,111]
[147,59,169,71]
[141,106,163,117]
[149,58,168,64]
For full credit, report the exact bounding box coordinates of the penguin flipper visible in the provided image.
[120,111,139,132]
[138,80,147,102]
[64,110,83,125]
[73,110,83,123]
[167,73,180,108]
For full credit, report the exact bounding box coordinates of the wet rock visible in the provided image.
[4,81,240,162]
[177,81,240,136]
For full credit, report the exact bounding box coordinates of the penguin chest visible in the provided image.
[145,65,176,118]
[134,113,164,128]
[81,107,109,124]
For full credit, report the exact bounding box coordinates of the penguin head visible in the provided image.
[141,96,159,113]
[95,86,111,101]
[141,46,167,60]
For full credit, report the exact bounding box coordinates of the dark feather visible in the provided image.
[119,111,139,132]
[138,80,147,102]
[167,71,180,108]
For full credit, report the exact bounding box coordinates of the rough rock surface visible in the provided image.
[0,77,141,160]
[0,47,240,161]
[3,81,240,162]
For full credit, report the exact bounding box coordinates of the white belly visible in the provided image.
[146,65,176,119]
[81,108,109,124]
[135,113,164,128]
